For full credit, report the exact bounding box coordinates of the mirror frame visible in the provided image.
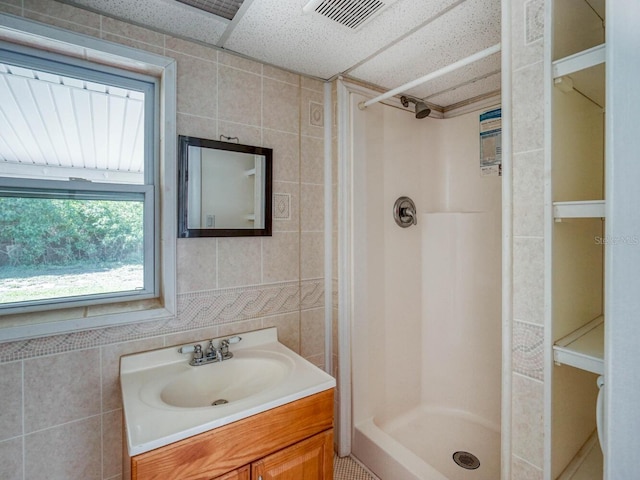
[178,135,273,237]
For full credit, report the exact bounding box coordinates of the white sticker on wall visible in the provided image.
[480,108,502,176]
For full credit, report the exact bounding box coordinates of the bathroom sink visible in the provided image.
[120,327,335,456]
[154,353,293,408]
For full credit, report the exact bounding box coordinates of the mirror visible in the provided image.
[178,136,272,237]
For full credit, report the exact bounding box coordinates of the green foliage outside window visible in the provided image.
[0,197,143,267]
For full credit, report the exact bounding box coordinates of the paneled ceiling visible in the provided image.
[61,0,502,111]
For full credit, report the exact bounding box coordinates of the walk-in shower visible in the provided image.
[347,92,502,480]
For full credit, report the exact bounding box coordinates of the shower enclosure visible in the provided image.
[344,90,502,480]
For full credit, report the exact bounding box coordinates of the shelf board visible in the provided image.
[553,200,605,219]
[553,44,606,79]
[554,315,604,375]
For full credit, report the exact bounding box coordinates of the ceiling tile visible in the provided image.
[65,0,229,45]
[348,0,500,105]
[223,0,465,79]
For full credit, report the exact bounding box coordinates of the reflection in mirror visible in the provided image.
[178,136,272,237]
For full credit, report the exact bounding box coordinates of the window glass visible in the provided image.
[0,51,157,313]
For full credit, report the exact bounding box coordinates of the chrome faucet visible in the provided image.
[180,336,242,366]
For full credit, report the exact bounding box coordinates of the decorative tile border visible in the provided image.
[0,279,325,363]
[513,320,544,381]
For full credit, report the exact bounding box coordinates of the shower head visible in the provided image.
[400,95,431,119]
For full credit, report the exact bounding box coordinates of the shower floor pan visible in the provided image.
[354,404,500,480]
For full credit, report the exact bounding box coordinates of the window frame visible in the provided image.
[0,14,176,341]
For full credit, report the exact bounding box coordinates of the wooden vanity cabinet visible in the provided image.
[126,389,334,480]
[214,430,332,480]
[213,465,249,480]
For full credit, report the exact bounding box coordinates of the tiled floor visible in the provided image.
[334,455,377,480]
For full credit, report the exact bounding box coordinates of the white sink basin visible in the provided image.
[144,351,294,408]
[120,327,335,456]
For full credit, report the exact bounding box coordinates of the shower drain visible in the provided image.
[452,451,480,470]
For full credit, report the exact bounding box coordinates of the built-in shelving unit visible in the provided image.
[554,315,604,375]
[553,200,605,220]
[549,0,606,478]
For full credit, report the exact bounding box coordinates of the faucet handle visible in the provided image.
[220,335,242,356]
[193,344,203,360]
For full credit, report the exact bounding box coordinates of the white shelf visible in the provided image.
[554,315,604,375]
[553,200,605,219]
[553,43,606,79]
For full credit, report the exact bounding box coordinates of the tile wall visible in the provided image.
[509,0,546,478]
[0,1,326,479]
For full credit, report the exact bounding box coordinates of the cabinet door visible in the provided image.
[212,465,249,480]
[251,430,333,480]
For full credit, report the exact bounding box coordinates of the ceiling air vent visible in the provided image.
[175,0,245,20]
[303,0,392,30]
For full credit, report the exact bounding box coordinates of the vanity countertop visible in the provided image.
[120,327,335,456]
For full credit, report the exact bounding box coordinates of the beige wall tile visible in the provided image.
[272,181,299,233]
[305,353,325,369]
[218,318,263,337]
[301,183,324,232]
[0,362,22,441]
[24,10,100,37]
[103,409,123,478]
[0,0,21,8]
[263,232,300,283]
[301,88,324,138]
[218,50,262,75]
[177,112,217,139]
[263,78,300,134]
[301,135,324,185]
[101,337,164,412]
[218,121,261,146]
[263,312,300,353]
[0,4,21,16]
[164,326,219,348]
[165,36,217,62]
[512,373,544,468]
[513,62,544,153]
[101,16,164,47]
[513,149,545,237]
[102,33,164,55]
[513,236,545,324]
[0,438,23,480]
[264,128,300,183]
[24,349,101,432]
[176,238,217,293]
[512,455,543,479]
[263,65,299,85]
[512,0,544,71]
[24,0,100,29]
[301,231,324,280]
[302,76,324,93]
[217,237,262,288]
[25,416,101,480]
[301,308,325,358]
[175,52,217,118]
[218,65,262,126]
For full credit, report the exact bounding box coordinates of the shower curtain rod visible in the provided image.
[358,43,501,110]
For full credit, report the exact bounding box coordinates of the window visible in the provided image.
[0,47,158,313]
